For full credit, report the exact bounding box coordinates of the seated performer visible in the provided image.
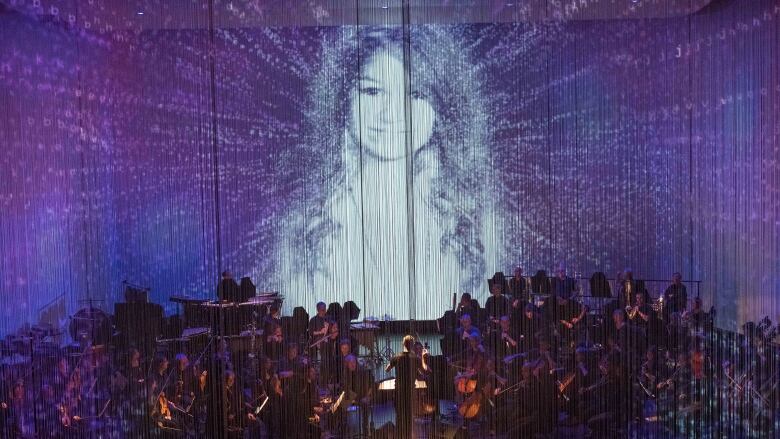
[486,315,521,360]
[308,302,329,357]
[217,270,241,302]
[485,272,510,321]
[627,291,656,333]
[264,324,285,362]
[662,272,688,320]
[508,265,529,307]
[550,264,578,300]
[516,303,546,351]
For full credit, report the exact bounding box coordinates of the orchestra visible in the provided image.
[0,270,777,438]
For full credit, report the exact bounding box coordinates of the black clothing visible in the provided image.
[508,276,528,302]
[485,294,510,320]
[217,278,241,302]
[388,352,422,438]
[662,283,688,318]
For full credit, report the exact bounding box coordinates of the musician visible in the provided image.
[508,265,529,307]
[682,297,707,331]
[570,346,599,424]
[516,303,546,351]
[288,365,323,438]
[386,335,429,439]
[171,353,194,406]
[190,368,210,437]
[662,272,688,320]
[320,319,341,384]
[656,350,692,411]
[278,342,307,393]
[34,384,61,438]
[455,313,481,340]
[308,302,329,357]
[147,354,171,402]
[455,293,482,324]
[49,357,71,401]
[550,265,578,300]
[617,268,641,308]
[223,370,256,436]
[264,323,285,361]
[485,272,510,321]
[581,352,628,436]
[263,304,282,335]
[4,379,32,437]
[627,291,656,333]
[486,315,520,360]
[513,362,542,436]
[217,270,241,302]
[543,292,586,348]
[531,337,557,378]
[639,346,659,399]
[609,309,644,373]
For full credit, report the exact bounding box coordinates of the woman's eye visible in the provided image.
[410,90,428,100]
[360,87,381,96]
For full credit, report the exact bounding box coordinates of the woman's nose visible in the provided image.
[380,93,406,125]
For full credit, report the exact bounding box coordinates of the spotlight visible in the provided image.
[136,11,144,15]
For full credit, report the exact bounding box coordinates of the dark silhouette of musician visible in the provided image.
[386,335,428,438]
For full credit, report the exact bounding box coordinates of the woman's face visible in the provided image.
[350,50,436,161]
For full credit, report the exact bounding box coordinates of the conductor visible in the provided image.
[386,335,429,438]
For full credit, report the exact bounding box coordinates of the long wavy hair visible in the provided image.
[278,25,491,291]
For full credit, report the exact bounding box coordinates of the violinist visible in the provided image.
[289,365,324,438]
[223,370,256,436]
[171,353,194,407]
[147,354,171,404]
[278,342,307,394]
[386,335,428,439]
[513,362,542,436]
[656,350,692,411]
[581,352,627,436]
[190,367,210,437]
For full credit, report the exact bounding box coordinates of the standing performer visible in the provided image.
[386,335,428,439]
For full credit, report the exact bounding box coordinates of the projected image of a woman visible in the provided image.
[275,26,502,320]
